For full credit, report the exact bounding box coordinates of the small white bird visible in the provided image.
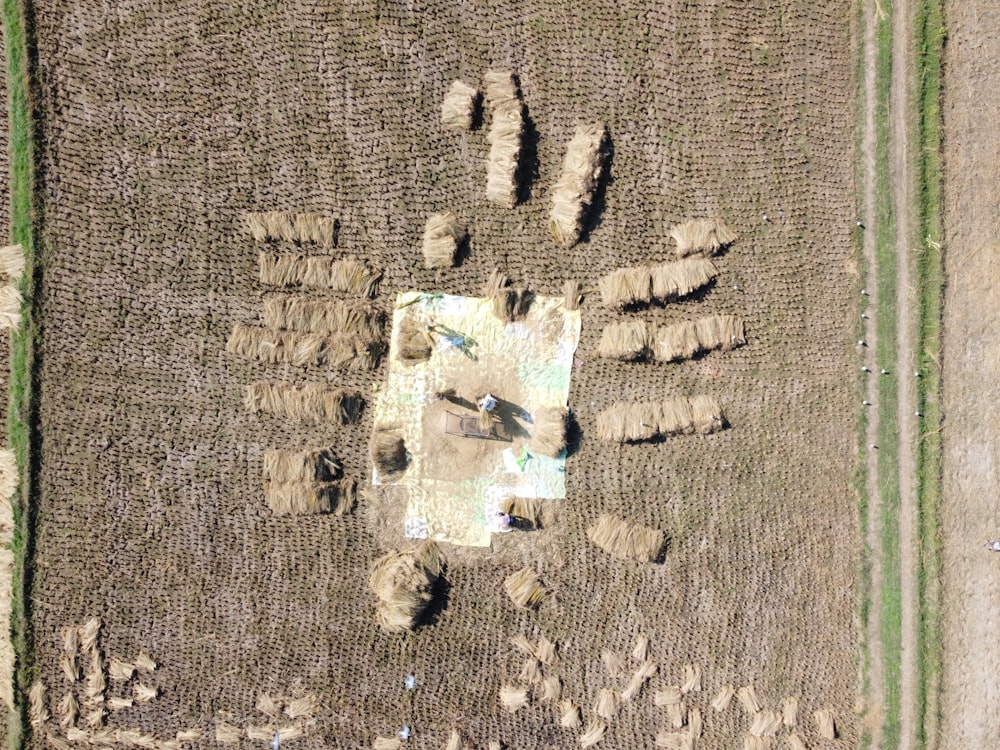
[880,368,890,375]
[270,732,280,750]
[915,411,923,417]
[404,675,417,690]
[861,366,871,372]
[763,214,769,222]
[861,289,869,296]
[869,443,878,449]
[858,339,867,346]
[857,220,865,228]
[914,371,921,377]
[862,400,872,406]
[399,725,412,741]
[861,313,869,319]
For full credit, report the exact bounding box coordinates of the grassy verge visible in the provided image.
[2,0,39,746]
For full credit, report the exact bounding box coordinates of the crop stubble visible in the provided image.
[27,1,858,747]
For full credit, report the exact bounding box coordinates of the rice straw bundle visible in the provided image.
[632,634,649,662]
[483,71,524,208]
[680,663,701,694]
[244,212,337,247]
[510,634,535,656]
[284,694,318,719]
[711,684,735,712]
[265,479,355,516]
[262,295,384,340]
[598,320,651,361]
[782,696,798,726]
[785,734,807,750]
[277,724,304,741]
[482,268,531,322]
[29,680,48,727]
[652,315,745,362]
[742,737,772,750]
[593,688,618,720]
[226,324,378,369]
[245,382,364,424]
[621,660,658,701]
[370,542,444,633]
[134,683,158,703]
[559,700,581,728]
[109,657,136,681]
[258,253,381,296]
[247,727,275,742]
[60,653,78,684]
[422,212,463,270]
[578,719,607,748]
[46,731,72,750]
[749,711,782,736]
[598,266,651,309]
[813,709,836,739]
[540,675,561,702]
[536,635,557,665]
[737,685,762,714]
[0,245,23,280]
[595,397,724,443]
[499,684,528,712]
[529,406,568,457]
[108,697,133,711]
[601,650,626,679]
[654,731,692,750]
[504,567,546,609]
[650,258,719,302]
[85,706,105,729]
[519,658,542,685]
[665,699,686,729]
[587,514,665,562]
[134,651,157,673]
[79,617,101,656]
[65,728,88,743]
[176,730,201,743]
[563,279,582,310]
[670,218,737,258]
[264,448,341,484]
[444,729,464,750]
[500,496,543,528]
[58,692,78,730]
[397,317,433,364]
[84,649,105,700]
[0,285,22,329]
[215,724,242,744]
[370,432,408,478]
[372,737,401,750]
[549,122,608,247]
[654,687,682,707]
[441,80,480,130]
[688,707,702,739]
[256,693,282,718]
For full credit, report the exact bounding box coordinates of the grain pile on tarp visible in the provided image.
[651,258,719,302]
[670,218,737,258]
[598,320,651,361]
[483,70,524,207]
[226,324,378,369]
[258,253,381,296]
[598,266,651,308]
[263,448,353,516]
[262,295,384,339]
[587,514,665,562]
[652,315,745,363]
[422,212,463,270]
[441,80,480,131]
[503,567,546,609]
[244,211,337,247]
[528,406,568,457]
[595,396,725,442]
[369,541,444,633]
[483,268,531,322]
[549,122,608,247]
[245,382,364,424]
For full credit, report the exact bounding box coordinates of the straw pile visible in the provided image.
[528,406,568,457]
[244,212,337,247]
[226,324,378,369]
[670,218,737,258]
[711,684,735,712]
[813,709,836,739]
[245,382,364,424]
[653,315,746,362]
[262,295,384,339]
[0,244,24,279]
[503,567,546,610]
[598,266,651,309]
[578,719,607,749]
[482,268,531,322]
[0,285,22,330]
[549,122,608,248]
[258,253,381,296]
[370,432,408,478]
[598,320,651,361]
[587,514,665,562]
[422,212,463,270]
[263,448,353,516]
[748,711,782,736]
[369,541,444,633]
[595,396,725,442]
[651,258,719,302]
[441,80,480,131]
[484,71,524,207]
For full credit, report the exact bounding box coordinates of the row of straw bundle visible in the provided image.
[244,212,337,247]
[265,479,355,516]
[441,80,481,131]
[263,448,341,484]
[369,542,443,633]
[670,218,737,258]
[587,514,665,562]
[0,450,15,709]
[598,258,719,309]
[595,396,725,443]
[245,382,364,424]
[484,71,524,208]
[598,316,746,363]
[549,122,608,248]
[262,295,384,340]
[422,212,463,270]
[225,324,378,369]
[258,253,381,296]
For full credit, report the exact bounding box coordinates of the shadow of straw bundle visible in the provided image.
[441,80,480,131]
[484,71,524,208]
[262,295,384,340]
[226,324,378,369]
[482,269,532,322]
[528,406,568,458]
[258,253,381,296]
[595,397,725,443]
[244,212,337,247]
[651,257,719,302]
[369,541,444,633]
[549,122,608,248]
[598,320,651,361]
[670,217,737,258]
[598,266,651,309]
[503,567,546,610]
[587,514,665,562]
[245,382,364,424]
[422,212,463,270]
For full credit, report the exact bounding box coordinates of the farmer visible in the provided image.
[478,393,497,412]
[492,510,514,533]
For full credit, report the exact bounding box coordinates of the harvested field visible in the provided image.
[25,1,859,748]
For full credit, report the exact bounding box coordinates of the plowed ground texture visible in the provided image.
[28,1,859,748]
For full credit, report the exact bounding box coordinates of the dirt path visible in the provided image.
[940,2,1000,747]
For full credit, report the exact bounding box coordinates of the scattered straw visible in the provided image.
[631,633,649,662]
[559,699,581,728]
[499,684,528,713]
[670,217,737,258]
[483,71,524,208]
[563,279,582,310]
[540,675,561,703]
[246,382,363,425]
[813,709,836,739]
[422,212,463,270]
[134,683,158,703]
[370,541,444,633]
[529,406,568,458]
[58,692,78,730]
[711,684,735,712]
[578,719,607,748]
[652,314,745,363]
[650,257,719,302]
[226,324,378,369]
[518,658,542,685]
[785,734,807,750]
[593,688,619,720]
[262,294,384,339]
[749,710,782,737]
[284,694,318,719]
[108,696,133,711]
[782,696,798,727]
[109,657,136,682]
[600,649,626,679]
[504,567,546,609]
[244,212,337,247]
[258,253,381,296]
[680,663,701,694]
[737,685,762,714]
[587,514,665,562]
[654,731,693,750]
[215,723,242,744]
[621,659,657,701]
[441,80,480,131]
[595,397,725,443]
[598,266,651,309]
[598,320,651,361]
[549,122,608,248]
[373,738,401,750]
